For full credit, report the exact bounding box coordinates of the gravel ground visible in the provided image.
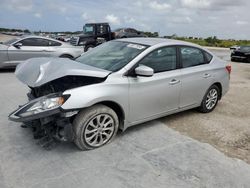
[161,49,250,164]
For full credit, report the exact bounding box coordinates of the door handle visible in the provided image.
[203,73,211,78]
[169,79,180,85]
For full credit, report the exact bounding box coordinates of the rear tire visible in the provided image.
[198,85,220,113]
[73,104,119,150]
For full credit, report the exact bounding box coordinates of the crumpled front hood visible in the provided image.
[15,57,111,87]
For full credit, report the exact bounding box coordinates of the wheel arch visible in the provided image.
[213,82,222,100]
[94,101,126,130]
[59,54,74,59]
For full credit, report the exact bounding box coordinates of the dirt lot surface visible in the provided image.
[0,33,14,42]
[161,50,250,164]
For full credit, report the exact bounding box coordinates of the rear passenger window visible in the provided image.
[180,47,206,68]
[139,47,177,73]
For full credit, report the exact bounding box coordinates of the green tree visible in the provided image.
[205,36,221,46]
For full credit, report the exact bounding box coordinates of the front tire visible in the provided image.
[73,104,119,150]
[198,85,220,113]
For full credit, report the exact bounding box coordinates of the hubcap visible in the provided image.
[205,88,218,110]
[84,114,115,147]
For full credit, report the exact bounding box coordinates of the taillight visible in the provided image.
[226,65,231,74]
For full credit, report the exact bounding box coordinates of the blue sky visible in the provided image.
[0,0,250,39]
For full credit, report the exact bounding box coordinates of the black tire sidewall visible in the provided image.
[73,105,119,150]
[199,85,220,113]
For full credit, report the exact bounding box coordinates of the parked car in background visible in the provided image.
[9,38,230,150]
[114,28,146,38]
[231,46,250,63]
[0,36,84,69]
[230,45,240,51]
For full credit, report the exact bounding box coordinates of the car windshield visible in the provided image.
[3,38,20,45]
[83,25,94,35]
[75,41,148,72]
[240,46,250,52]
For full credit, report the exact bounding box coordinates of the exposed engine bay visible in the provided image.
[30,75,106,98]
[12,75,106,149]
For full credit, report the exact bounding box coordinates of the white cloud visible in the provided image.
[2,0,33,12]
[236,20,248,25]
[124,16,135,23]
[149,1,171,11]
[181,0,211,9]
[208,16,217,20]
[0,0,250,39]
[134,1,143,7]
[105,14,121,25]
[170,16,193,24]
[46,1,67,14]
[185,16,193,23]
[180,0,245,10]
[34,13,42,18]
[137,23,151,31]
[81,13,88,20]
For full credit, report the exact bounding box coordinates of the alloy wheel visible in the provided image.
[84,114,115,147]
[205,88,218,110]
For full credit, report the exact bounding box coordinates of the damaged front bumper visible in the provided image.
[9,93,78,144]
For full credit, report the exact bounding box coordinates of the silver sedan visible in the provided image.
[9,38,230,150]
[0,35,84,69]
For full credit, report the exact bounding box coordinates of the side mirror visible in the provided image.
[135,65,154,77]
[13,42,22,48]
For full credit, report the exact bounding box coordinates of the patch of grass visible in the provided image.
[174,37,250,48]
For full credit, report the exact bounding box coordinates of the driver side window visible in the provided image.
[139,46,177,73]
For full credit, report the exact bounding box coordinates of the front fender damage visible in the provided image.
[9,59,109,149]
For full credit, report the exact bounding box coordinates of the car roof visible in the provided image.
[22,35,63,42]
[11,35,70,46]
[116,37,201,48]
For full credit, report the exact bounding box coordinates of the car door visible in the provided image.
[7,37,51,62]
[128,46,181,123]
[178,46,214,108]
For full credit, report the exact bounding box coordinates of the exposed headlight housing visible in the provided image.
[20,96,65,117]
[9,93,70,122]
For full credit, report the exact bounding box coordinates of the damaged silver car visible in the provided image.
[9,38,230,150]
